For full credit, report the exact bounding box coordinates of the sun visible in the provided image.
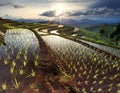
[52,3,68,16]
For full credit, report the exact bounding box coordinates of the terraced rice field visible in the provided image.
[0,27,120,93]
[42,35,120,93]
[79,39,120,58]
[0,29,40,92]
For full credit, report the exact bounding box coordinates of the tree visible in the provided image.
[99,29,105,36]
[110,24,120,39]
[110,24,120,45]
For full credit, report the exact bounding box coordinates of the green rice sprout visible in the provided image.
[29,82,37,89]
[97,88,102,92]
[16,53,20,60]
[4,59,9,65]
[117,83,120,88]
[12,75,20,89]
[19,67,24,76]
[10,66,15,74]
[31,69,35,77]
[24,54,27,61]
[108,88,112,92]
[35,54,39,60]
[2,81,7,90]
[34,60,39,66]
[12,61,16,67]
[90,87,96,92]
[7,55,11,60]
[23,60,27,67]
[82,88,87,93]
[78,81,81,85]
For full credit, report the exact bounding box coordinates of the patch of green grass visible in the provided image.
[0,35,5,45]
[86,24,116,34]
[76,28,119,48]
[3,23,17,29]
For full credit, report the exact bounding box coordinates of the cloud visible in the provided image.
[40,7,120,18]
[0,3,9,6]
[0,0,25,9]
[67,7,120,17]
[12,4,25,9]
[91,0,120,9]
[2,14,18,20]
[40,10,56,17]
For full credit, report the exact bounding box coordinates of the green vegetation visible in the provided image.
[110,24,120,44]
[58,26,74,34]
[85,24,120,48]
[0,35,5,45]
[2,23,18,29]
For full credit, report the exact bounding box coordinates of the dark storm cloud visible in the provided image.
[67,7,120,17]
[40,10,56,17]
[91,0,120,9]
[40,7,120,18]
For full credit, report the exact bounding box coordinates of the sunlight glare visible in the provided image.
[52,3,68,16]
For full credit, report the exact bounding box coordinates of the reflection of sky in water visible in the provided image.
[42,35,113,63]
[0,29,40,60]
[79,39,120,58]
[42,35,96,57]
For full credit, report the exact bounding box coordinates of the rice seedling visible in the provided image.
[12,75,20,89]
[23,60,27,67]
[42,35,120,92]
[12,61,16,68]
[1,81,7,91]
[31,69,35,77]
[34,60,39,66]
[35,54,39,60]
[24,54,27,60]
[10,66,15,74]
[7,55,11,60]
[4,59,9,65]
[19,67,24,76]
[16,53,20,60]
[29,82,37,89]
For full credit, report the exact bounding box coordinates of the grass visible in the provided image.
[78,29,113,46]
[3,23,18,29]
[86,24,116,34]
[2,81,7,91]
[59,26,120,48]
[0,35,5,45]
[83,24,120,48]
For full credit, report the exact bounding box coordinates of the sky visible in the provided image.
[0,0,120,26]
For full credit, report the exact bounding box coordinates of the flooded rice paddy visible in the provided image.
[42,35,120,93]
[0,29,40,91]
